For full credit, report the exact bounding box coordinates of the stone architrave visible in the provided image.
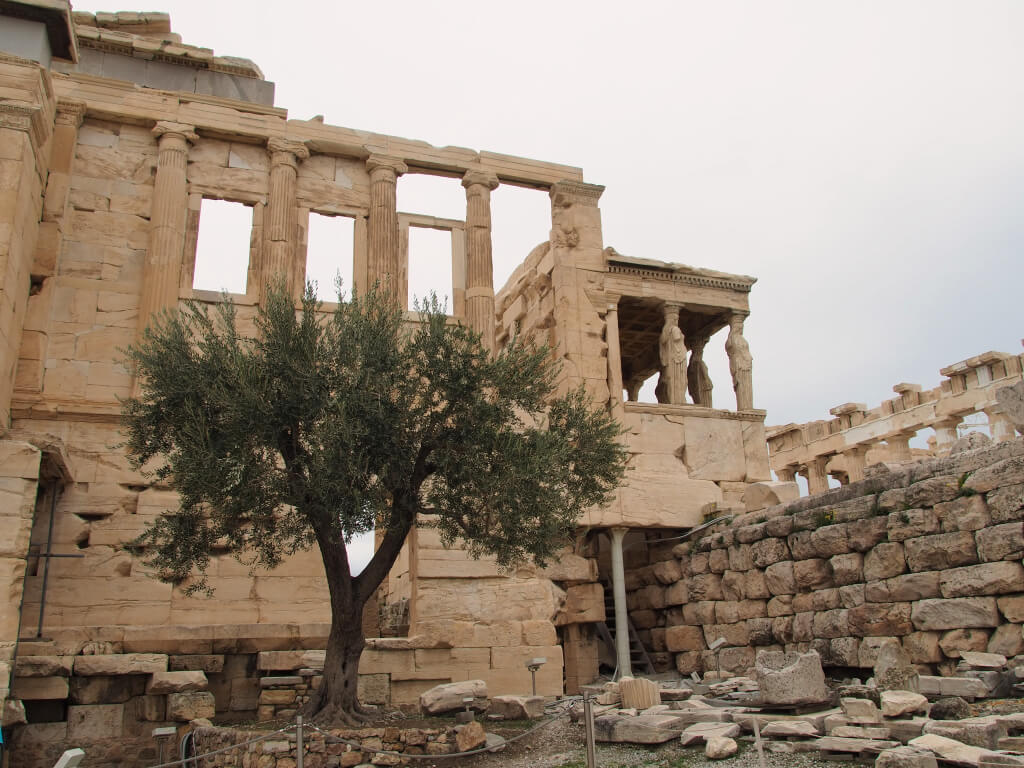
[657,304,687,405]
[462,168,499,352]
[263,137,310,296]
[995,380,1024,435]
[725,312,753,410]
[366,154,408,300]
[136,121,198,339]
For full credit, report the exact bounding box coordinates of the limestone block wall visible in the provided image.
[623,438,1024,678]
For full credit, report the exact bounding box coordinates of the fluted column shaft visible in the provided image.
[805,456,831,496]
[843,445,871,483]
[462,169,500,352]
[366,154,408,302]
[33,100,86,279]
[262,138,309,297]
[137,121,197,337]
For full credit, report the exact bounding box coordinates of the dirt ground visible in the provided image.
[236,697,1024,768]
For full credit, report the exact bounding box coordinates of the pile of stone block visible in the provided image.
[580,651,1024,766]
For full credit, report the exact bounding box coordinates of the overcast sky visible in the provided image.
[75,1,1023,560]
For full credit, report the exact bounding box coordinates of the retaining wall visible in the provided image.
[624,438,1024,677]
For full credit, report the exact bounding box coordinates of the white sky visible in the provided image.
[78,1,1024,568]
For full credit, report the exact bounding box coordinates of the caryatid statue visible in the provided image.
[657,305,688,405]
[686,334,713,408]
[725,313,753,410]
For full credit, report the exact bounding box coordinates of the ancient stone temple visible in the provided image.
[768,350,1024,494]
[0,1,772,757]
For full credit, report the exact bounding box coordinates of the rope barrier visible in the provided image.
[143,723,295,768]
[304,710,569,761]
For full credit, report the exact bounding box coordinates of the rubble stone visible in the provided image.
[755,649,830,707]
[880,690,928,718]
[419,680,488,715]
[705,736,738,759]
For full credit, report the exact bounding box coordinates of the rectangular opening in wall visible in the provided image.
[408,226,452,313]
[193,198,252,294]
[306,213,354,301]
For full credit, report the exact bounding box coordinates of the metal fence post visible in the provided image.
[583,693,596,768]
[296,714,304,768]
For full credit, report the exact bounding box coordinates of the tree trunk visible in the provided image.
[306,529,368,725]
[309,604,366,724]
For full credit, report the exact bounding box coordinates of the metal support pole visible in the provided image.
[530,668,537,696]
[584,693,597,768]
[752,715,767,768]
[36,486,59,638]
[609,527,632,679]
[296,714,304,768]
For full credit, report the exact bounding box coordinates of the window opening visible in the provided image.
[193,199,252,294]
[491,184,551,289]
[306,213,354,301]
[407,227,452,312]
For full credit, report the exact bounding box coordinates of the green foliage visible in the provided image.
[121,282,627,595]
[814,508,836,528]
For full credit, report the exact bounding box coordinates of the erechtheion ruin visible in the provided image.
[2,3,1024,764]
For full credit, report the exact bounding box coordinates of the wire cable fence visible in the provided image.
[140,702,578,768]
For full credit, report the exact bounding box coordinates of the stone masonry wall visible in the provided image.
[629,438,1024,678]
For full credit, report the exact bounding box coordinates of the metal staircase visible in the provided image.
[596,578,655,678]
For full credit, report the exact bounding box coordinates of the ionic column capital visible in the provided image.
[267,137,310,165]
[152,121,198,145]
[366,154,408,178]
[55,100,87,128]
[462,168,499,190]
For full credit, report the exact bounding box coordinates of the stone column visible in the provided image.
[776,467,797,484]
[262,138,309,298]
[842,445,871,483]
[657,304,687,405]
[686,334,713,408]
[462,169,500,352]
[985,408,1016,443]
[33,100,86,279]
[605,299,624,419]
[725,312,754,410]
[805,456,830,496]
[932,417,962,455]
[366,154,408,302]
[608,526,632,679]
[885,434,913,462]
[137,121,197,338]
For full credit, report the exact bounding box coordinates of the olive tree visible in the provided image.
[122,282,625,723]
